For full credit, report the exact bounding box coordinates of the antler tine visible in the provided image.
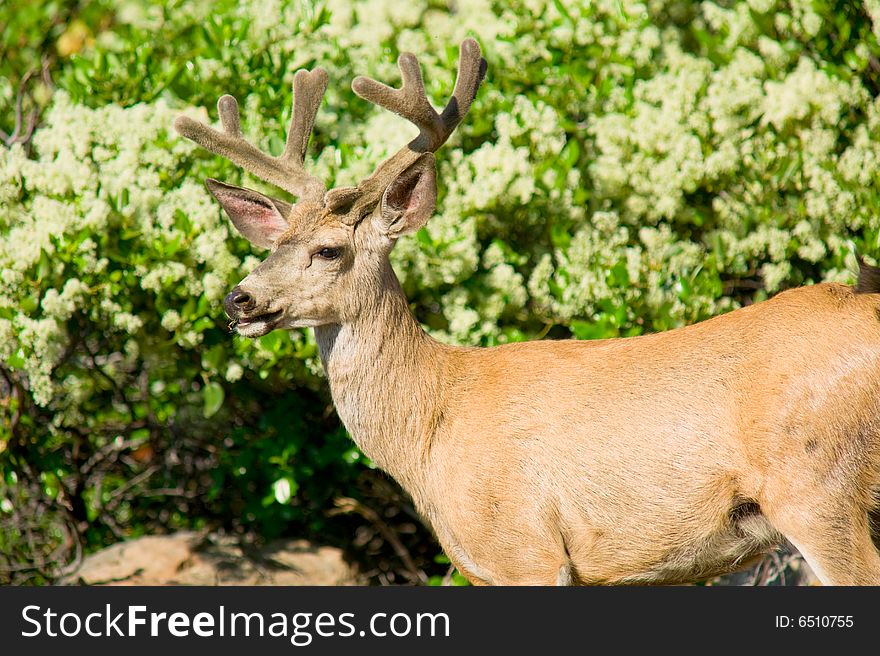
[440,38,487,136]
[174,69,328,202]
[352,53,443,150]
[352,38,487,153]
[218,95,241,136]
[282,68,328,169]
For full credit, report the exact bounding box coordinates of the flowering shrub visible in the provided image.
[2,0,880,583]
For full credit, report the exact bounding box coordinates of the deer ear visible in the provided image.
[205,179,291,249]
[378,153,437,238]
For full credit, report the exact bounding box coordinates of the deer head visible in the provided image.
[174,39,486,337]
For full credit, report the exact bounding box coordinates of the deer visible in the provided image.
[174,39,880,586]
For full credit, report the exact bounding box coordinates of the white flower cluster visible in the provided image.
[581,1,879,310]
[4,0,878,410]
[0,92,241,405]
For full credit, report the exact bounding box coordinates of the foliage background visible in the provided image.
[2,0,879,584]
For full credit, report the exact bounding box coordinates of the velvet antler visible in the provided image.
[324,38,487,219]
[176,40,485,216]
[174,68,328,202]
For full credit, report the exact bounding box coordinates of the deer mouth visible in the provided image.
[231,309,283,337]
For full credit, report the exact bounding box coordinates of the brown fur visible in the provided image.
[419,283,880,584]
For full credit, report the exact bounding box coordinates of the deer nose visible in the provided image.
[224,286,256,316]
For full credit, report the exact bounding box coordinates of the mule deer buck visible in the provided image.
[175,39,880,585]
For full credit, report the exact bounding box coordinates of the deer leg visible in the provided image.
[556,562,575,586]
[768,501,880,586]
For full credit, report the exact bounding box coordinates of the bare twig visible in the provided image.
[41,53,54,91]
[2,52,54,148]
[4,70,34,147]
[744,550,799,586]
[80,435,150,477]
[442,563,456,586]
[329,496,428,584]
[139,487,198,499]
[56,512,83,578]
[103,465,160,509]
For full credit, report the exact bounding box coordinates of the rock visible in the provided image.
[62,532,359,586]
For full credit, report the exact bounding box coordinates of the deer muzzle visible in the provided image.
[223,286,284,336]
[224,286,256,318]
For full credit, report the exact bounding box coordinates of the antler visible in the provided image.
[352,38,486,152]
[174,68,328,202]
[326,38,486,216]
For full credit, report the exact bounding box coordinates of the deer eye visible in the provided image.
[316,247,341,260]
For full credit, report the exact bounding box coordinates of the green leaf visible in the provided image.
[272,477,297,504]
[259,330,288,353]
[202,381,224,418]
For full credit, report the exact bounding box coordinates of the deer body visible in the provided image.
[316,260,880,585]
[176,40,880,585]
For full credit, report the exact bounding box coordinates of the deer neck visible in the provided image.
[314,262,447,492]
